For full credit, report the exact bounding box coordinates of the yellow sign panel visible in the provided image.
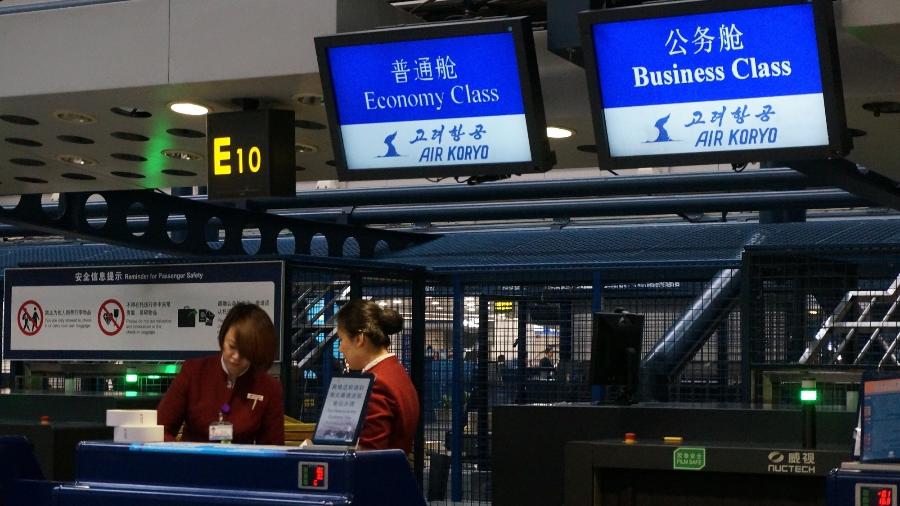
[213,137,231,175]
[206,109,294,200]
[494,301,514,312]
[213,137,263,176]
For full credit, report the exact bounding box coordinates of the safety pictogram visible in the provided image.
[97,299,125,336]
[17,300,43,336]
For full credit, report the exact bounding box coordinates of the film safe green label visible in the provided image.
[673,447,706,470]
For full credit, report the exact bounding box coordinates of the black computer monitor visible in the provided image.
[590,311,644,387]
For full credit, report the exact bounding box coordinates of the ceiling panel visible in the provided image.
[0,0,897,198]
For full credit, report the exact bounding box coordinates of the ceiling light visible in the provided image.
[546,126,574,139]
[169,102,210,116]
[161,149,202,161]
[294,93,325,106]
[111,107,152,118]
[57,154,97,166]
[295,143,319,153]
[54,110,96,124]
[862,101,900,117]
[161,168,197,177]
[295,119,327,130]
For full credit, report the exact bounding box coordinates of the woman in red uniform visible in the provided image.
[157,302,284,445]
[336,299,419,454]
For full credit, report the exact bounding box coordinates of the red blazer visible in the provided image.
[157,354,284,445]
[358,355,420,454]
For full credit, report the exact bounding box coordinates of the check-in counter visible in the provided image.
[0,422,110,481]
[2,440,426,506]
[0,392,157,480]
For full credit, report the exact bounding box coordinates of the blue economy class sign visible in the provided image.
[590,3,827,157]
[327,32,532,170]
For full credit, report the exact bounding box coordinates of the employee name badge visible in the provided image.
[209,420,234,442]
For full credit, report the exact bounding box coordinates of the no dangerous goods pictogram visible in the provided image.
[97,299,125,336]
[17,300,43,336]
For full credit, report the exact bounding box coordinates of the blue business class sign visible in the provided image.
[316,18,550,180]
[580,0,848,168]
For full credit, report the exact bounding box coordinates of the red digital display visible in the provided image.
[314,465,325,487]
[300,463,328,489]
[861,485,896,506]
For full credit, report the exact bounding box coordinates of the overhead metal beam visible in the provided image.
[0,188,870,236]
[282,189,870,225]
[0,190,432,258]
[250,169,821,210]
[787,158,900,212]
[0,0,129,15]
[49,169,829,221]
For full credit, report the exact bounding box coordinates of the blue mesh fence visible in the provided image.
[11,244,900,504]
[744,247,900,409]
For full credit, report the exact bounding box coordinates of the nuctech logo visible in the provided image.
[766,450,816,474]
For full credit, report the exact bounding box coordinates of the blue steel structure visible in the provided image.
[641,267,742,400]
[2,439,425,505]
[0,191,430,259]
[450,275,465,502]
[5,219,900,503]
[591,271,604,402]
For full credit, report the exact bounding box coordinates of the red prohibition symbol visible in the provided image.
[97,299,126,336]
[17,300,43,336]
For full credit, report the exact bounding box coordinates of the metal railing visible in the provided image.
[800,274,900,366]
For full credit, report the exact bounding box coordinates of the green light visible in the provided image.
[124,391,138,397]
[125,374,139,383]
[163,364,178,374]
[800,389,818,402]
[143,121,171,189]
[146,375,161,380]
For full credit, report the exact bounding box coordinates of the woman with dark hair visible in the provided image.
[336,298,419,454]
[157,302,284,445]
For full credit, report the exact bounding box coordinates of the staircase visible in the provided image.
[800,274,900,366]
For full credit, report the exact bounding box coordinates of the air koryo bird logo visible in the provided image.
[380,131,402,158]
[646,114,677,144]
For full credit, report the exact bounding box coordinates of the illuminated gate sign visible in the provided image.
[579,0,849,169]
[206,109,295,199]
[315,17,552,181]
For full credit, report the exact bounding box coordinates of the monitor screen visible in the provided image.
[313,375,374,446]
[861,375,900,462]
[579,0,849,169]
[590,312,644,385]
[315,17,552,180]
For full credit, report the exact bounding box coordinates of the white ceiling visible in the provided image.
[0,0,896,198]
